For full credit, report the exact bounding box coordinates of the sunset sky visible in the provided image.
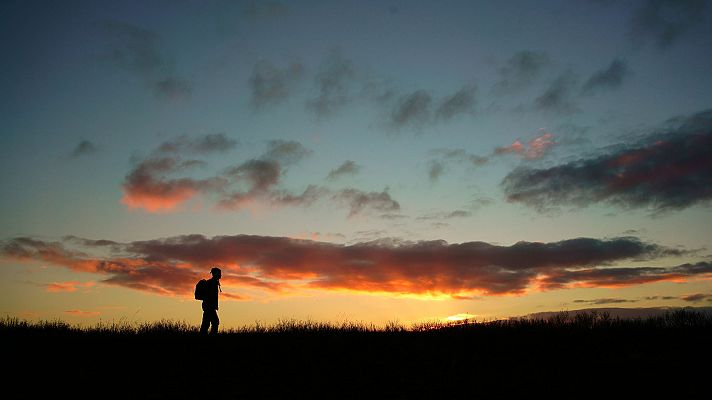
[2,0,712,328]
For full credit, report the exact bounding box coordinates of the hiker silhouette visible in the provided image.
[200,267,222,334]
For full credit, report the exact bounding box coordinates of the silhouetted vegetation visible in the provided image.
[4,310,710,398]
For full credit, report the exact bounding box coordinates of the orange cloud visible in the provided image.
[3,235,709,301]
[45,281,95,293]
[65,310,101,317]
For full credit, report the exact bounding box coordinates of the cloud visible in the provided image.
[154,76,192,100]
[629,0,707,49]
[100,20,191,100]
[495,132,555,159]
[262,140,312,165]
[249,61,305,108]
[306,50,357,117]
[429,132,554,181]
[45,281,95,293]
[493,50,550,94]
[65,310,101,317]
[417,210,472,221]
[121,136,399,217]
[573,298,638,305]
[2,235,706,300]
[533,71,579,114]
[158,133,238,154]
[681,293,712,302]
[582,59,632,95]
[390,90,432,128]
[333,188,400,217]
[435,85,476,120]
[70,140,98,158]
[122,136,325,212]
[121,156,225,212]
[428,160,445,182]
[503,109,712,213]
[327,160,360,181]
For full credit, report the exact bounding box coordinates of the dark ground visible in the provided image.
[4,311,710,399]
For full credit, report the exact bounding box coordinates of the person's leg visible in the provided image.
[200,307,211,334]
[210,310,219,334]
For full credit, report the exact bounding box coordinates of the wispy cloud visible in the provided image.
[65,310,101,317]
[121,135,394,217]
[249,60,305,109]
[582,58,632,95]
[306,50,357,118]
[533,70,579,114]
[70,140,98,158]
[327,160,361,181]
[629,0,707,50]
[45,281,95,293]
[388,85,477,129]
[2,235,705,300]
[100,20,192,100]
[503,109,712,213]
[428,131,555,182]
[573,298,638,305]
[333,188,400,217]
[495,132,555,160]
[493,50,550,94]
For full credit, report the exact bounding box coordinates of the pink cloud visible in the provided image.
[496,132,555,159]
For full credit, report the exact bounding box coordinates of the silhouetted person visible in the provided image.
[200,267,222,334]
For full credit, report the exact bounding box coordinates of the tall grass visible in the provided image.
[2,309,710,336]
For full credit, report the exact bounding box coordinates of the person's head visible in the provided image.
[210,267,222,280]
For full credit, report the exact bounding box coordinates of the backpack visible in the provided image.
[194,279,209,300]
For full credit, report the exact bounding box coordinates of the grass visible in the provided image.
[3,310,710,398]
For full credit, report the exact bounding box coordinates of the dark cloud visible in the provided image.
[432,148,489,166]
[644,295,677,300]
[417,210,471,221]
[2,235,706,299]
[435,85,476,120]
[158,133,238,154]
[327,160,360,181]
[306,50,357,117]
[428,160,445,182]
[225,159,281,193]
[493,51,550,94]
[629,0,707,49]
[154,76,192,100]
[100,20,191,100]
[681,293,712,302]
[70,140,98,157]
[540,262,709,290]
[533,71,579,114]
[333,188,400,217]
[503,109,712,213]
[249,61,305,108]
[390,90,432,128]
[262,140,312,165]
[573,298,639,305]
[582,59,632,95]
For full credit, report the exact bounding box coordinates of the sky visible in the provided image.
[1,0,712,328]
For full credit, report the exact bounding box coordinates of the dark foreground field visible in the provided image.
[4,310,711,399]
